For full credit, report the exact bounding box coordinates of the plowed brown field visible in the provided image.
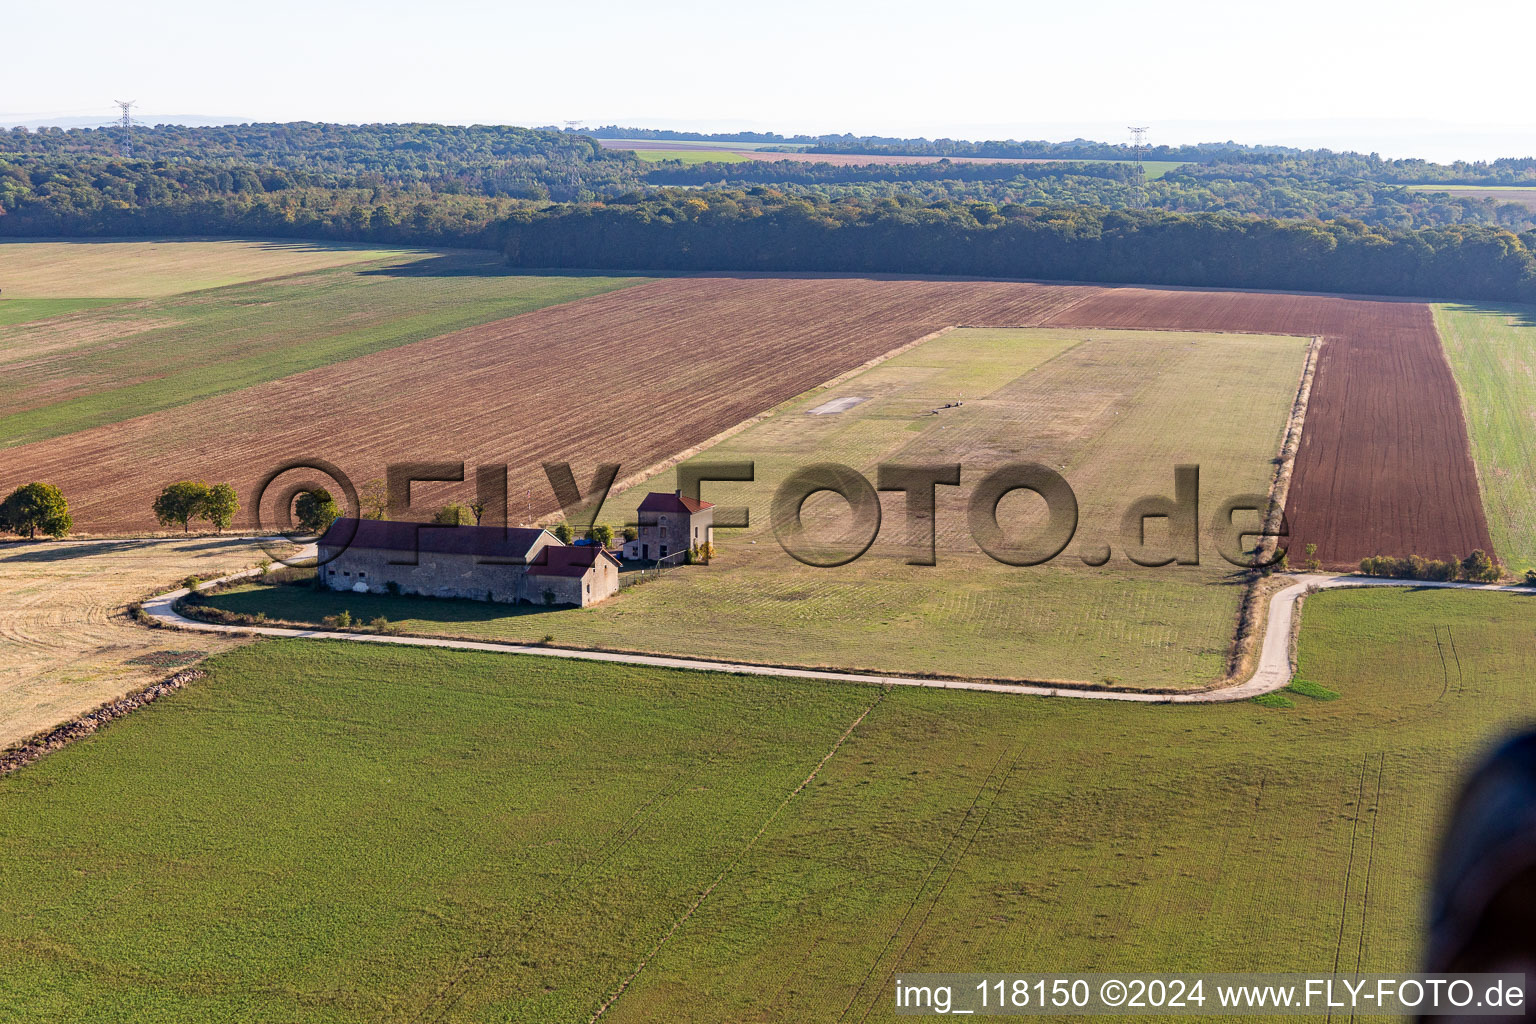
[1042,286,1494,567]
[0,277,1096,532]
[2,276,1491,568]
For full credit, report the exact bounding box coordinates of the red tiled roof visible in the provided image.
[528,544,620,578]
[317,519,550,560]
[637,491,715,514]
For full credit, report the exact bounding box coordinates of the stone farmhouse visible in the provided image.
[317,519,620,607]
[623,491,715,561]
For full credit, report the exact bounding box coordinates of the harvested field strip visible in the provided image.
[0,252,646,447]
[0,238,421,297]
[0,537,277,751]
[1043,287,1494,568]
[6,277,1098,532]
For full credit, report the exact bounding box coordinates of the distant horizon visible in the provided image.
[3,112,1533,165]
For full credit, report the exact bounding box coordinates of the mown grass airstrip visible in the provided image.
[2,586,1532,1021]
[204,325,1308,689]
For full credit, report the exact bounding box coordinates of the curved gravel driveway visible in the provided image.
[141,568,1535,704]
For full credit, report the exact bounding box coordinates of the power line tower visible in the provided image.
[1127,126,1149,180]
[114,100,136,157]
[1127,125,1150,208]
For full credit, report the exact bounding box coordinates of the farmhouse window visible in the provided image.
[344,571,351,577]
[660,527,668,539]
[328,569,335,576]
[661,546,669,558]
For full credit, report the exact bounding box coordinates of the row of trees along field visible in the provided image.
[502,190,1536,303]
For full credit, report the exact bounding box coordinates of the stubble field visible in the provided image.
[0,248,645,448]
[0,537,272,750]
[0,238,423,298]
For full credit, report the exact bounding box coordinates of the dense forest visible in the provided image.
[501,189,1536,304]
[0,157,514,245]
[800,136,1536,185]
[804,137,1297,163]
[3,122,1535,301]
[642,161,1535,230]
[2,123,647,200]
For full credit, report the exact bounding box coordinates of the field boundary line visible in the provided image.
[854,738,1030,1024]
[1,668,205,774]
[586,687,888,1022]
[1225,334,1322,685]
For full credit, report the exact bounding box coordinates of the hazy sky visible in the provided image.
[6,0,1533,160]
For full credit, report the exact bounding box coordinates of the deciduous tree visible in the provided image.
[293,488,342,535]
[0,482,72,538]
[153,481,210,534]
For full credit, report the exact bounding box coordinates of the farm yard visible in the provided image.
[1432,301,1536,574]
[202,325,1310,688]
[3,586,1534,1022]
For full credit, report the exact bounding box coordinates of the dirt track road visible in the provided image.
[141,570,1536,704]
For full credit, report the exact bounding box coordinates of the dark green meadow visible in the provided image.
[2,587,1533,1022]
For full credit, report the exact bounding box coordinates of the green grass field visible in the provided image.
[596,139,806,151]
[0,247,647,448]
[204,326,1308,689]
[3,586,1532,1021]
[0,297,124,326]
[628,148,756,164]
[1433,302,1536,573]
[1405,184,1536,192]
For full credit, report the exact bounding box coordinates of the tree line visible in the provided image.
[1,124,648,201]
[502,190,1536,303]
[641,159,1137,186]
